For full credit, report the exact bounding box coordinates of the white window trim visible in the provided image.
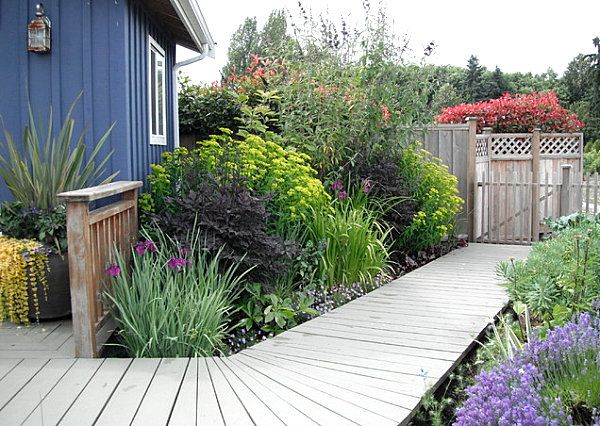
[148,35,167,146]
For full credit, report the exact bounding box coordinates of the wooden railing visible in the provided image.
[58,181,142,357]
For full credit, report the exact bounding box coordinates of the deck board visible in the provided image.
[0,243,530,425]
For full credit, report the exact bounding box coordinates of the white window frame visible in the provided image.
[148,35,167,146]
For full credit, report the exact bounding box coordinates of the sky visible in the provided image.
[178,0,600,84]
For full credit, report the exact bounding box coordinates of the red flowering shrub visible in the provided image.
[226,53,289,92]
[436,92,584,133]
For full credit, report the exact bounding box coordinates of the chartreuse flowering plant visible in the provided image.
[455,310,600,425]
[0,236,49,324]
[397,143,463,252]
[141,130,330,232]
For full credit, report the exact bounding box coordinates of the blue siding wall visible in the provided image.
[125,0,176,184]
[0,0,177,201]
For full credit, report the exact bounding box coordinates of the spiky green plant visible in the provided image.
[306,197,391,288]
[104,225,248,358]
[0,93,116,210]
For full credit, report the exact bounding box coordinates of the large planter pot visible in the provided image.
[28,253,71,320]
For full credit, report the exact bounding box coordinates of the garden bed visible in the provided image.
[102,239,466,358]
[409,213,600,426]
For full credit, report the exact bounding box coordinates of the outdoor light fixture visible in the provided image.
[27,4,51,53]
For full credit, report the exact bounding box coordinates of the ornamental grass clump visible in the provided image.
[305,189,391,288]
[104,226,248,358]
[455,310,600,425]
[0,94,116,211]
[0,236,49,324]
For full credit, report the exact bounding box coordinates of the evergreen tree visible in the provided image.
[462,55,486,102]
[585,37,600,140]
[487,66,509,99]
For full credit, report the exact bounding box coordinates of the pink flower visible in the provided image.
[167,257,191,271]
[381,105,391,120]
[105,264,121,278]
[337,191,348,200]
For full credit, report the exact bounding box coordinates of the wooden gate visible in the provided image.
[474,166,600,244]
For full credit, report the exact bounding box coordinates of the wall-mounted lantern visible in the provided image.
[27,4,51,53]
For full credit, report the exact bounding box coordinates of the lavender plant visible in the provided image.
[455,309,600,425]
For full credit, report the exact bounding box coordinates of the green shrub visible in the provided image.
[141,130,330,232]
[105,226,247,358]
[397,143,464,252]
[305,196,391,288]
[178,76,241,138]
[497,224,600,322]
[584,140,600,174]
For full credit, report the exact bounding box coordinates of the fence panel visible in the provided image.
[58,181,142,357]
[411,123,470,236]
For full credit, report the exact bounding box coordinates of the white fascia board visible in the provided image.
[169,0,216,57]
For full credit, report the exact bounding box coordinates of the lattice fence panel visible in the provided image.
[540,136,581,156]
[476,135,488,157]
[490,136,531,156]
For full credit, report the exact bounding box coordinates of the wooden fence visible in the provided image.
[58,181,142,357]
[474,165,600,244]
[412,121,474,237]
[475,128,584,181]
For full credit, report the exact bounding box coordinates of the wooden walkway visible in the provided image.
[0,243,530,425]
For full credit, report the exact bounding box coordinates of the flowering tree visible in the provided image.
[436,92,584,133]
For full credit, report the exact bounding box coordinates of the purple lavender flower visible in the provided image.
[337,190,348,200]
[455,312,599,426]
[105,264,121,278]
[167,257,191,271]
[331,180,344,191]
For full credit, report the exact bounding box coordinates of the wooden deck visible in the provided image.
[0,243,530,425]
[0,320,74,359]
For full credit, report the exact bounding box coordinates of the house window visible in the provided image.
[148,36,166,145]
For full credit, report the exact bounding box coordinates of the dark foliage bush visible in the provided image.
[149,173,297,291]
[347,152,418,246]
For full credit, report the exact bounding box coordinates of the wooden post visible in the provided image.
[560,165,572,217]
[531,128,541,242]
[466,117,478,242]
[64,200,96,358]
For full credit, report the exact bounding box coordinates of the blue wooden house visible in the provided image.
[0,0,215,200]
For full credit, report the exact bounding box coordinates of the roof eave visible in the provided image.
[169,0,216,58]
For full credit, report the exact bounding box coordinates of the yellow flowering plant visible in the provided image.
[0,236,49,324]
[397,143,464,252]
[142,130,330,232]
